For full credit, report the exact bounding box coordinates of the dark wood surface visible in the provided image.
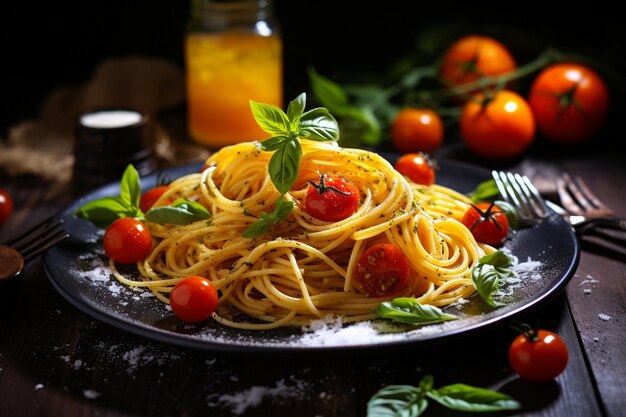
[1,135,625,417]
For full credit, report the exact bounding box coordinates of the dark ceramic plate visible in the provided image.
[43,158,580,354]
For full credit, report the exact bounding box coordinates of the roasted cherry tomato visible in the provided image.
[356,243,410,297]
[391,108,444,153]
[169,275,219,323]
[528,62,609,145]
[440,35,516,89]
[103,217,153,264]
[509,327,569,382]
[304,173,360,222]
[460,90,535,160]
[139,185,170,213]
[0,188,13,225]
[461,202,510,246]
[394,153,436,186]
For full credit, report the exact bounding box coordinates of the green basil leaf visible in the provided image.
[307,67,351,111]
[468,179,500,203]
[299,108,340,141]
[367,385,428,417]
[250,100,290,136]
[343,106,381,145]
[373,297,458,325]
[119,164,141,208]
[145,199,211,225]
[472,251,513,307]
[272,197,294,222]
[259,135,289,151]
[427,383,521,412]
[268,139,302,194]
[241,219,270,238]
[286,92,306,132]
[74,196,136,229]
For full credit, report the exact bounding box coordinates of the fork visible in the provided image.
[0,216,69,281]
[491,170,551,227]
[557,173,626,233]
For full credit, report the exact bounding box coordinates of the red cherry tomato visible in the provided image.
[460,90,535,160]
[461,202,510,246]
[0,188,13,225]
[304,173,360,222]
[509,328,569,382]
[169,275,219,323]
[394,153,436,186]
[391,108,444,153]
[440,35,516,89]
[528,62,609,144]
[139,185,170,213]
[356,243,410,297]
[103,217,153,264]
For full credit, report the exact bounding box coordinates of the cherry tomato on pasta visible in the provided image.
[391,108,444,153]
[0,188,13,225]
[461,202,509,246]
[304,173,360,222]
[509,328,569,382]
[103,217,153,264]
[528,62,609,144]
[460,90,535,160]
[394,153,436,186]
[139,185,170,213]
[440,35,516,89]
[356,243,410,297]
[169,275,219,323]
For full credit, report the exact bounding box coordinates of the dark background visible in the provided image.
[1,1,625,141]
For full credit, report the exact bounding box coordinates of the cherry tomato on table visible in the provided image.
[391,108,444,153]
[394,152,436,186]
[0,189,13,225]
[139,185,170,213]
[304,173,360,222]
[528,62,609,145]
[509,328,569,382]
[461,202,510,246]
[440,35,516,90]
[170,275,219,323]
[460,89,535,160]
[103,217,153,264]
[356,243,410,297]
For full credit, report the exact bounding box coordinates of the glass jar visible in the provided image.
[185,0,283,149]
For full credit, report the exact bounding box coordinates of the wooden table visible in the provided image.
[1,131,624,417]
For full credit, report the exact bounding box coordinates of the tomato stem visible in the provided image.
[308,173,351,196]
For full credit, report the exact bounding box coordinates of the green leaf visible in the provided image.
[343,106,381,145]
[427,384,521,412]
[299,108,340,141]
[307,67,351,111]
[268,139,302,194]
[468,179,500,203]
[471,250,513,307]
[73,196,137,229]
[286,93,306,132]
[273,197,295,220]
[367,385,428,417]
[259,135,289,151]
[250,100,290,136]
[145,199,211,225]
[373,298,458,325]
[241,197,294,239]
[241,219,270,238]
[493,199,519,230]
[119,164,141,208]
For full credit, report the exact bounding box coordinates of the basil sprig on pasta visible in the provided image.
[471,250,514,307]
[242,93,339,238]
[251,92,340,194]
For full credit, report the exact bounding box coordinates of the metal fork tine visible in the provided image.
[570,174,612,213]
[6,217,69,262]
[22,228,70,262]
[492,171,525,215]
[562,172,594,212]
[557,175,581,215]
[519,174,549,217]
[505,172,535,219]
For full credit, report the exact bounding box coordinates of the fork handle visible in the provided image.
[575,216,626,235]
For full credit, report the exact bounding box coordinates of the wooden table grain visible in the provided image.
[1,137,624,417]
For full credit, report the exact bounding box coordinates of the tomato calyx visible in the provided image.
[308,173,352,197]
[467,202,507,232]
[510,321,540,342]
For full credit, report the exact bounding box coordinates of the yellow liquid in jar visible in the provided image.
[185,32,283,148]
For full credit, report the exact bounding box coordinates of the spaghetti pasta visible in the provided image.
[109,139,494,330]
